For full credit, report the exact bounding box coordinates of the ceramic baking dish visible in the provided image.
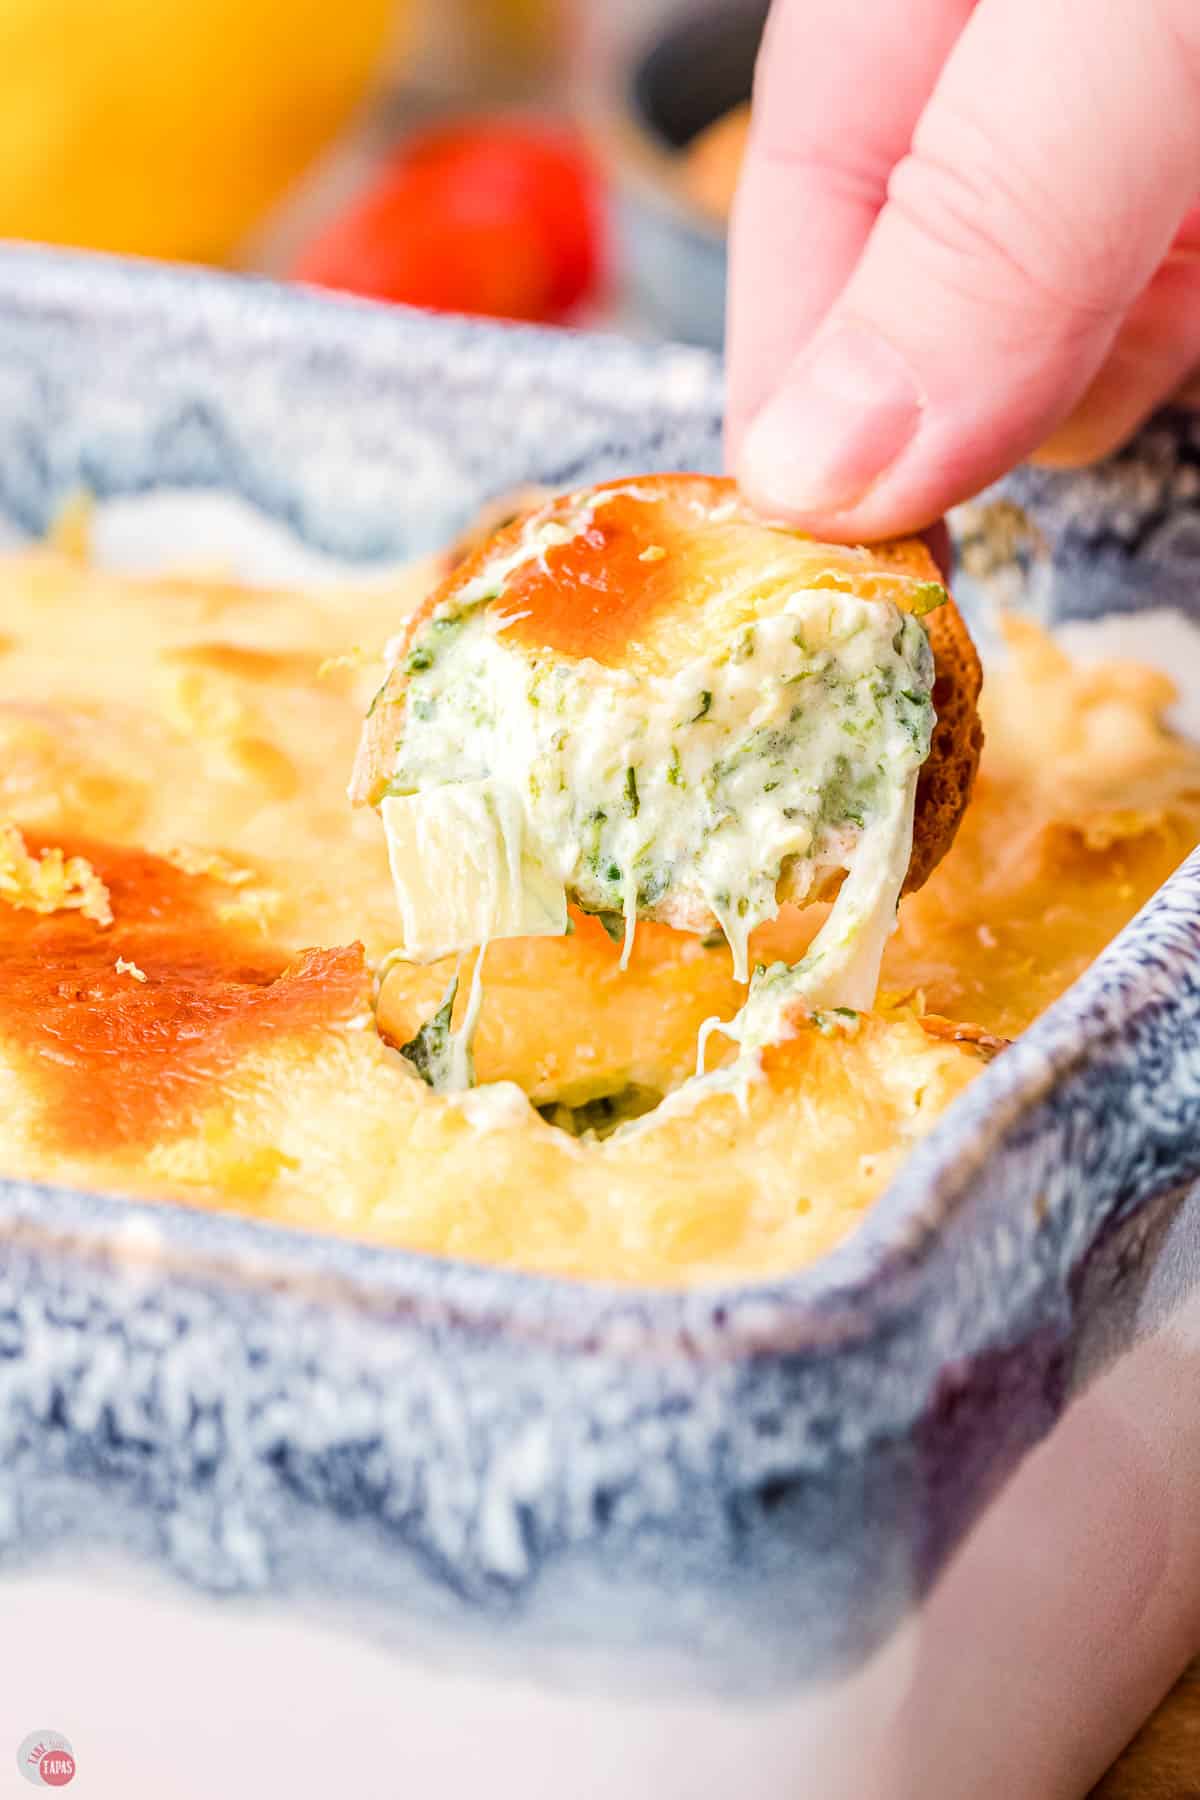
[2,248,1200,1800]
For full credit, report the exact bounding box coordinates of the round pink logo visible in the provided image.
[16,1733,76,1789]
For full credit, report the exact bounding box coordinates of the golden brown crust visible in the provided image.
[442,486,550,573]
[0,831,369,1156]
[904,586,985,894]
[353,476,984,900]
[917,1012,1009,1061]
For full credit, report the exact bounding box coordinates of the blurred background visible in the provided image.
[0,0,769,349]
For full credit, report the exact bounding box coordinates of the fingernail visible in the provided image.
[739,321,924,518]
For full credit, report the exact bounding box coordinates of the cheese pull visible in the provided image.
[379,780,566,963]
[355,474,982,1014]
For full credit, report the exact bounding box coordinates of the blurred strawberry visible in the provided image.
[293,119,604,324]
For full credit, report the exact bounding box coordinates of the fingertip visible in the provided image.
[736,321,925,524]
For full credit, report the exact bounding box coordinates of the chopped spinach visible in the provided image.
[811,1006,862,1038]
[399,975,460,1088]
[907,581,947,617]
[636,863,669,908]
[537,1083,663,1139]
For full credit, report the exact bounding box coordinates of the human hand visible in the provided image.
[727,0,1200,540]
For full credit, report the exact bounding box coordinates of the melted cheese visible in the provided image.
[0,823,113,925]
[382,590,933,990]
[0,545,1198,1285]
[380,781,566,961]
[365,483,942,1093]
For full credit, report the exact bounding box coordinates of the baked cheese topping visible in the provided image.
[360,478,943,1075]
[0,833,368,1155]
[2,535,1198,1286]
[0,821,113,926]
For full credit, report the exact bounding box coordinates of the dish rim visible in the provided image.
[0,244,1197,1357]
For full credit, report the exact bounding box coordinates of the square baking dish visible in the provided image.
[3,248,1200,1800]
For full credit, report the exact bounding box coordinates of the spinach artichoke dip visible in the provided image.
[354,475,981,1090]
[3,484,1198,1285]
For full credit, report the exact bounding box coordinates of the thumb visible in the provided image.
[738,0,1200,539]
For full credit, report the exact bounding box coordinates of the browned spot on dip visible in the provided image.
[0,836,367,1153]
[498,486,704,666]
[489,477,956,669]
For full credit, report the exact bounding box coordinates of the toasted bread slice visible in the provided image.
[354,475,982,980]
[905,578,984,895]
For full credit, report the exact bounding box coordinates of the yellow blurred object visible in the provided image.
[0,0,401,263]
[679,103,750,224]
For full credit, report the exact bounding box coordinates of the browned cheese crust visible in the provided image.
[355,476,984,913]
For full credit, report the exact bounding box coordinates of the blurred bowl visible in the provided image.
[605,0,767,347]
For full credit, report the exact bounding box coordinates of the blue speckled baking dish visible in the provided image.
[2,248,1200,1800]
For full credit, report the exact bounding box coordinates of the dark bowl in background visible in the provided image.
[605,0,767,347]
